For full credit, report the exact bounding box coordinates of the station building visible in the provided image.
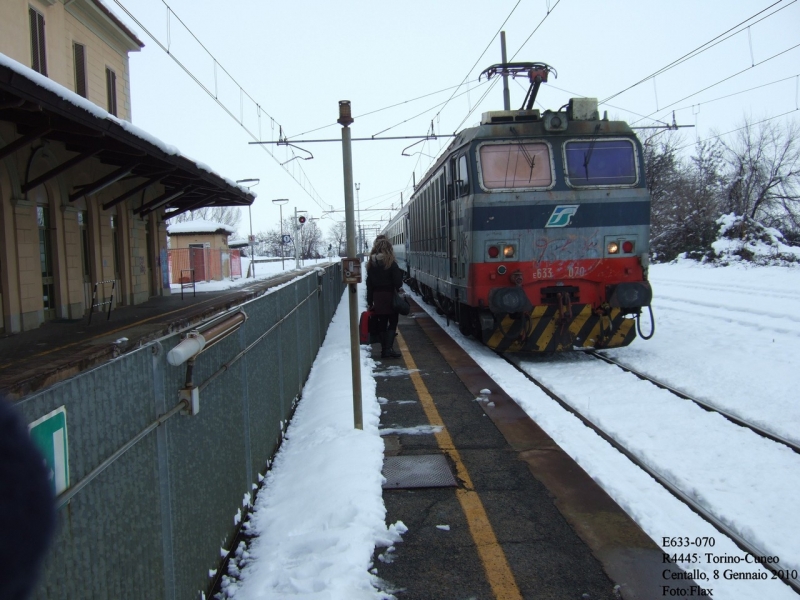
[0,0,253,333]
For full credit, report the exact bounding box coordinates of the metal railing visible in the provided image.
[87,279,116,323]
[17,263,344,600]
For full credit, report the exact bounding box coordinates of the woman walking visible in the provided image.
[366,237,404,358]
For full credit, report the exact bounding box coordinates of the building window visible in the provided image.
[38,205,55,316]
[29,8,47,76]
[78,211,90,280]
[105,67,117,116]
[111,215,121,278]
[74,43,87,98]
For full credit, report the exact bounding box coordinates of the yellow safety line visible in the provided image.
[396,332,522,600]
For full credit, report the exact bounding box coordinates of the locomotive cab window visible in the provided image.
[478,142,552,189]
[564,139,637,187]
[457,155,469,196]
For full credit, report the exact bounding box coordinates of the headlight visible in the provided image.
[607,241,619,254]
[503,245,515,258]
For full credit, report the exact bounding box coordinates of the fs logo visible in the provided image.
[545,205,579,228]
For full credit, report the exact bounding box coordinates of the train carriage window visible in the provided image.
[565,139,637,186]
[479,143,552,188]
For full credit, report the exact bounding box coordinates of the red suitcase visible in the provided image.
[359,310,378,344]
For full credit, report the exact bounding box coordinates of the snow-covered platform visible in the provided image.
[371,301,686,599]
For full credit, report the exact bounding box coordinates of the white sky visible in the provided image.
[109,0,800,238]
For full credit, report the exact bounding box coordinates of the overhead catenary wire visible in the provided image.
[111,0,329,211]
[631,41,800,127]
[429,0,524,127]
[668,73,800,114]
[674,107,799,151]
[601,0,797,105]
[509,0,563,60]
[291,78,485,138]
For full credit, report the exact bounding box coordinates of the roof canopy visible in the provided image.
[167,219,235,235]
[0,54,254,219]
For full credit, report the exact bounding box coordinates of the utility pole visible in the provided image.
[294,207,300,269]
[501,31,511,111]
[355,183,362,255]
[339,100,362,430]
[272,198,288,270]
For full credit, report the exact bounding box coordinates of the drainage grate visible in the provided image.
[382,454,458,489]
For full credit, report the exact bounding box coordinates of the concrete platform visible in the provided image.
[371,301,680,600]
[0,268,319,399]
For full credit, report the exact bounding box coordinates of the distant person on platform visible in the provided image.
[366,237,404,358]
[0,399,56,600]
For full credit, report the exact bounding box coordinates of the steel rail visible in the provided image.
[504,356,800,593]
[586,350,800,455]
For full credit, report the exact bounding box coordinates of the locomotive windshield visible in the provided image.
[564,139,637,186]
[479,142,552,189]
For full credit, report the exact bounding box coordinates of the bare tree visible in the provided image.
[721,118,800,232]
[327,221,346,257]
[297,219,323,259]
[169,206,242,233]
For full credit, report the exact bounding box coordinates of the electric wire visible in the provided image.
[371,79,491,138]
[430,0,524,127]
[601,0,797,105]
[111,0,329,211]
[667,73,800,114]
[291,78,484,139]
[631,41,800,127]
[509,0,563,60]
[674,108,799,151]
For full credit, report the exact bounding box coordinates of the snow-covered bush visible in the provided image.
[675,213,800,266]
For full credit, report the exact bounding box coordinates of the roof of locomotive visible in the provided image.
[413,102,638,193]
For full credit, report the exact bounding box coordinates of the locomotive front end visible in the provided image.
[466,99,653,353]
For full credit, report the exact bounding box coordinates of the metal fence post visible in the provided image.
[152,342,176,600]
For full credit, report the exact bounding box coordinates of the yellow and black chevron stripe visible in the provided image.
[486,305,636,353]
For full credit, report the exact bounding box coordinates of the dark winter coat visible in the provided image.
[366,253,403,315]
[0,399,55,600]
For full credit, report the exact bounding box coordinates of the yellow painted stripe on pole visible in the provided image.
[396,332,522,600]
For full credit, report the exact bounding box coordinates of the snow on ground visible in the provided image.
[219,278,403,600]
[170,258,330,294]
[209,259,800,599]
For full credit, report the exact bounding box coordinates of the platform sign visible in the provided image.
[29,406,69,497]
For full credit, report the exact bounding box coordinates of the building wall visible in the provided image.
[171,233,231,251]
[0,0,137,121]
[0,120,171,333]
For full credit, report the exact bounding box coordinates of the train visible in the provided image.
[382,63,654,353]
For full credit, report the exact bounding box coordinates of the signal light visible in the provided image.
[488,246,500,258]
[622,240,634,253]
[298,216,306,225]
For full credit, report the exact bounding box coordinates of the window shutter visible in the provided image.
[29,8,47,76]
[74,43,87,97]
[106,67,117,116]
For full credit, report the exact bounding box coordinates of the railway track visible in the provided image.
[503,354,800,594]
[584,349,800,455]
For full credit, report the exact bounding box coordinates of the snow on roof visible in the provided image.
[0,52,256,199]
[167,220,236,235]
[89,0,145,48]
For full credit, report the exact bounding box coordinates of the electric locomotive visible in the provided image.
[383,63,653,353]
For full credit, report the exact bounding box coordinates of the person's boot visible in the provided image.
[383,331,401,358]
[379,331,389,358]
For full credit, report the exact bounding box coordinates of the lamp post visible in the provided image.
[272,198,289,270]
[236,179,260,278]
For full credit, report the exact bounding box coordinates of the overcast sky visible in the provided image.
[109,0,800,239]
